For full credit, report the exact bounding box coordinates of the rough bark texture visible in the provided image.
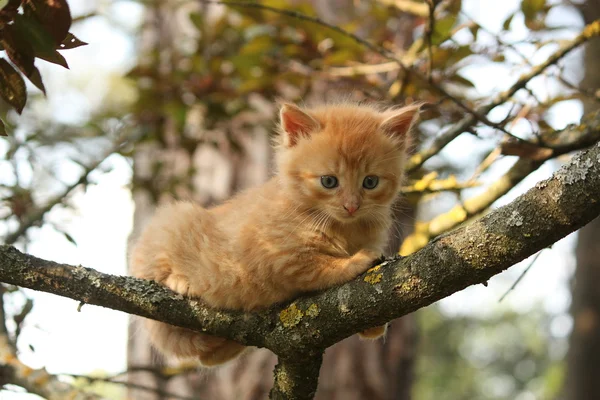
[1,139,600,398]
[565,2,600,399]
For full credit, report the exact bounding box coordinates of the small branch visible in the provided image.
[3,132,138,245]
[406,20,600,172]
[63,373,198,400]
[424,0,437,79]
[402,109,600,253]
[198,0,534,142]
[0,338,101,400]
[270,354,323,400]
[498,250,544,302]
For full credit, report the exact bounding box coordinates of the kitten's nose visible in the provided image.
[344,204,359,216]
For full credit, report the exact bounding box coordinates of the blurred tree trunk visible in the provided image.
[565,1,600,399]
[127,1,418,399]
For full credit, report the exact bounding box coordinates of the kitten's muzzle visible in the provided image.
[343,204,359,216]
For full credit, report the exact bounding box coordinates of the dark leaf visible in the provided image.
[23,0,71,44]
[0,27,46,93]
[24,65,45,93]
[63,232,77,246]
[448,73,475,88]
[1,24,36,76]
[0,58,27,113]
[13,14,59,60]
[36,49,69,68]
[0,119,6,136]
[10,14,70,68]
[1,0,23,12]
[0,0,22,22]
[503,12,515,31]
[59,33,87,50]
[1,29,46,93]
[468,24,479,40]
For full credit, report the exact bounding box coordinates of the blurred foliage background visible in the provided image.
[0,0,599,399]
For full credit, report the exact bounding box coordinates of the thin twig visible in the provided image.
[406,19,600,172]
[197,0,523,142]
[3,132,137,245]
[498,250,544,302]
[425,0,437,79]
[63,373,200,400]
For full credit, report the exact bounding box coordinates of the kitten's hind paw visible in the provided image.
[358,324,388,340]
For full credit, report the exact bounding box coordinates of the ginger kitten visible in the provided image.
[130,101,420,366]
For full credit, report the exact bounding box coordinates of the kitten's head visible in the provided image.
[275,101,420,225]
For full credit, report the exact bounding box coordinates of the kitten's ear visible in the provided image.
[279,103,320,147]
[380,104,422,142]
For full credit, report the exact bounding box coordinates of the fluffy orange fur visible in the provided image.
[130,101,420,366]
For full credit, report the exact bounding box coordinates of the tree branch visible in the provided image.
[270,354,323,400]
[199,0,594,147]
[406,20,600,172]
[401,108,600,253]
[0,141,599,398]
[3,132,139,245]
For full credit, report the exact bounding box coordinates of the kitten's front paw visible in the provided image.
[347,249,383,276]
[164,274,191,296]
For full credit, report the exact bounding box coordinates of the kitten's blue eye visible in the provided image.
[321,175,338,189]
[363,176,379,189]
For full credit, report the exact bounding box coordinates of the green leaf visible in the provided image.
[431,15,458,45]
[521,0,545,20]
[63,232,77,246]
[503,12,515,31]
[189,12,204,31]
[468,24,480,40]
[449,73,475,88]
[23,0,71,44]
[521,0,546,29]
[0,58,27,113]
[59,33,87,50]
[0,118,7,136]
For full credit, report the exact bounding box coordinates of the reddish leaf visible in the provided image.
[1,24,36,76]
[0,25,46,93]
[24,65,45,93]
[36,49,69,68]
[0,0,23,12]
[12,14,69,68]
[59,33,87,50]
[23,0,71,45]
[0,0,22,23]
[0,58,27,113]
